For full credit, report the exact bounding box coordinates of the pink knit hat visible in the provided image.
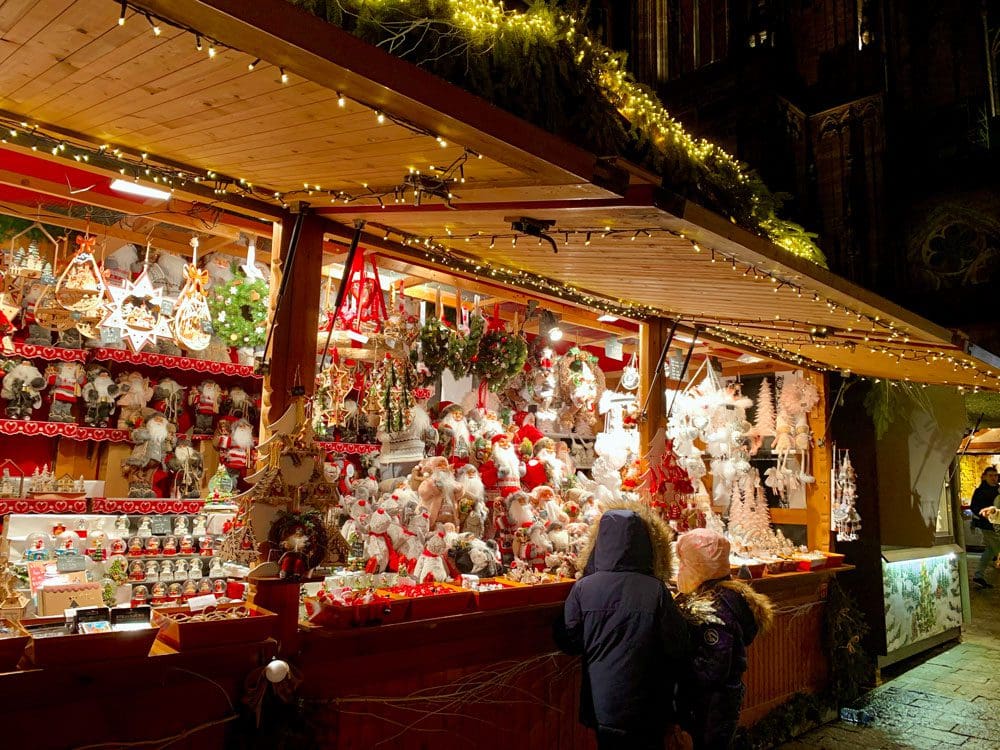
[676,528,731,594]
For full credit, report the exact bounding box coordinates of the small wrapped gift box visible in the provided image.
[38,581,102,616]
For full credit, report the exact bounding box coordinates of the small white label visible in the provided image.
[605,338,623,361]
[187,594,217,612]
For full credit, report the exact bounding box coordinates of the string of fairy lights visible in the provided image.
[374,222,912,337]
[365,221,1000,388]
[0,1,484,211]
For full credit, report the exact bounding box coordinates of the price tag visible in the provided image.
[604,338,624,361]
[187,594,217,612]
[100,326,122,345]
[150,516,171,535]
[56,554,87,573]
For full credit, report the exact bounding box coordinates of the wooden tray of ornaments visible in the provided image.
[152,602,278,651]
[20,616,158,668]
[476,577,575,611]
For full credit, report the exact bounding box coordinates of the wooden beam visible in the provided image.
[639,319,669,454]
[262,212,324,427]
[0,167,245,240]
[367,252,641,338]
[0,202,195,256]
[0,110,283,222]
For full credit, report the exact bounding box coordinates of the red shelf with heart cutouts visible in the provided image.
[0,420,130,442]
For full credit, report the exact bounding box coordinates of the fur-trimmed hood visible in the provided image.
[680,578,774,637]
[576,500,674,583]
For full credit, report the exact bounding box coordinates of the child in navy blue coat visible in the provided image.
[555,504,690,750]
[675,529,774,750]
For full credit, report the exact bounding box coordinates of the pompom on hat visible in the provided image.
[675,528,731,594]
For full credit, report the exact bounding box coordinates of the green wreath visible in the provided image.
[472,327,528,391]
[267,510,329,571]
[448,311,485,379]
[208,269,269,349]
[416,317,456,379]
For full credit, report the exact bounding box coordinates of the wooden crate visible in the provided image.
[20,617,158,668]
[153,603,277,651]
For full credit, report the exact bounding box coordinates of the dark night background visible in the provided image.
[549,1,1000,355]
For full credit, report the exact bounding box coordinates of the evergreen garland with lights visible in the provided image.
[208,269,269,349]
[288,0,825,266]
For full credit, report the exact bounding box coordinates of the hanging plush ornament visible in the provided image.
[170,238,213,351]
[54,234,107,317]
[101,261,173,351]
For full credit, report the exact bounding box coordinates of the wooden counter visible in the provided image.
[0,638,276,749]
[295,567,850,748]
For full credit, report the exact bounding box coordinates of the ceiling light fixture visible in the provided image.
[110,178,171,201]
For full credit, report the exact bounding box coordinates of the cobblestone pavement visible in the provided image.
[779,585,1000,750]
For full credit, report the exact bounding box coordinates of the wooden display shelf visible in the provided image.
[90,348,262,378]
[6,342,262,379]
[0,419,129,442]
[0,496,88,515]
[315,441,381,455]
[90,497,205,515]
[153,603,278,651]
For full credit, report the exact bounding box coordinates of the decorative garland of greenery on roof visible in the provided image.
[287,0,825,266]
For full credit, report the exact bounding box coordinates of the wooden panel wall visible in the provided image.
[297,577,833,747]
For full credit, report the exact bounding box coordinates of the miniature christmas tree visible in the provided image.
[753,377,776,438]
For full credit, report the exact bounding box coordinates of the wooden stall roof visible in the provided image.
[0,0,620,209]
[0,0,997,389]
[322,188,1000,390]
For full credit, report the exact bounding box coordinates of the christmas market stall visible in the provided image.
[0,2,998,749]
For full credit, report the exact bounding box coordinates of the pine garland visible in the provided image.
[286,0,825,266]
[208,269,269,349]
[733,578,873,749]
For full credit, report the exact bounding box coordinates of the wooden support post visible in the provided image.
[639,318,668,454]
[805,371,832,552]
[262,212,326,430]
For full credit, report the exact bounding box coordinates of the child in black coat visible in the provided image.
[555,504,690,750]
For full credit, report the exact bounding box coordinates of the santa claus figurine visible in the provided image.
[491,433,524,497]
[531,485,570,525]
[215,417,255,481]
[437,403,472,467]
[151,378,186,424]
[190,380,223,434]
[82,366,119,427]
[116,371,154,429]
[1,360,46,420]
[513,411,545,448]
[474,409,505,441]
[45,362,86,423]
